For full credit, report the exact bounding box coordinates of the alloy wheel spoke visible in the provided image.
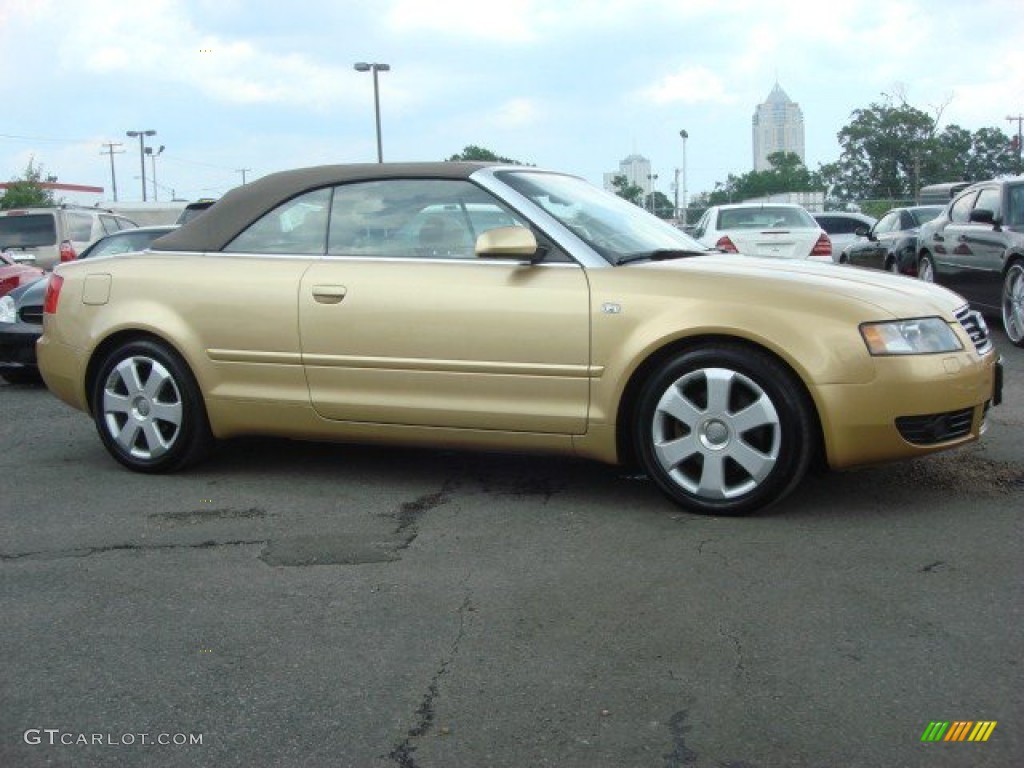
[726,438,775,482]
[696,453,727,498]
[656,387,703,428]
[730,394,778,433]
[655,433,700,470]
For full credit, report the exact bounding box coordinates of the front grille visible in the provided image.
[19,305,42,324]
[955,305,992,355]
[895,408,975,445]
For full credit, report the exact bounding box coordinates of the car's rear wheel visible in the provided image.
[1003,261,1024,347]
[92,339,212,472]
[633,344,815,516]
[918,254,935,282]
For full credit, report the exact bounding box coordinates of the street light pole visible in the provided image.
[679,129,689,226]
[354,62,390,162]
[126,130,156,201]
[145,145,164,201]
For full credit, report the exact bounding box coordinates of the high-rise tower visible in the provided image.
[752,83,805,171]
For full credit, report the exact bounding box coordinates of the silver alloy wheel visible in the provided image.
[101,355,184,460]
[1004,263,1024,345]
[651,367,781,500]
[918,256,934,282]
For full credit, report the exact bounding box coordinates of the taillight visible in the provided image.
[715,236,738,253]
[59,240,76,262]
[44,274,64,314]
[810,233,832,258]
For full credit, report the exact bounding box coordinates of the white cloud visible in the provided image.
[636,66,738,107]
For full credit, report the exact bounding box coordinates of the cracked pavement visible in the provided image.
[1,331,1022,767]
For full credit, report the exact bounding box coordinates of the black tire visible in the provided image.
[884,256,898,273]
[1003,261,1024,347]
[918,253,935,283]
[633,344,815,516]
[91,339,212,472]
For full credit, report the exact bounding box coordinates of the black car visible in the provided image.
[916,178,1024,347]
[0,225,176,383]
[840,205,944,274]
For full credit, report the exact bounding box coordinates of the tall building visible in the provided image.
[603,154,654,195]
[752,83,805,171]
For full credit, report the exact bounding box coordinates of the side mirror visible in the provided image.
[969,208,996,226]
[854,225,870,238]
[475,226,538,261]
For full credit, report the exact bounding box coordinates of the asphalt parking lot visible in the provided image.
[1,332,1021,768]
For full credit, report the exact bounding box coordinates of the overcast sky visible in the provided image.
[2,0,1022,205]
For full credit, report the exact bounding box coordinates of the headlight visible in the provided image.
[0,295,15,324]
[860,317,963,355]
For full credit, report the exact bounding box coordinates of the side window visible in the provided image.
[65,212,95,242]
[326,178,529,260]
[1007,185,1024,227]
[691,211,709,239]
[874,212,899,234]
[973,187,1001,221]
[949,192,977,225]
[99,215,123,235]
[225,188,332,254]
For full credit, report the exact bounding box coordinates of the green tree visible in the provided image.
[1,159,56,209]
[645,190,674,218]
[446,145,525,164]
[610,174,644,206]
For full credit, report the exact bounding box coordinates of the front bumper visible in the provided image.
[815,351,1000,469]
[0,321,41,370]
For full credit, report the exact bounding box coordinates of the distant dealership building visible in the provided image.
[752,83,805,171]
[603,153,655,196]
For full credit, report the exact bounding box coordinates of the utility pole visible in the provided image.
[100,142,125,201]
[1007,115,1023,176]
[237,168,251,185]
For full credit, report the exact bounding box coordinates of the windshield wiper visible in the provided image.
[614,248,711,266]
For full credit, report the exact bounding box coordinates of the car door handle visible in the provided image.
[312,285,347,304]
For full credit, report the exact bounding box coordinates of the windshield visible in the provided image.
[0,213,57,248]
[497,170,708,264]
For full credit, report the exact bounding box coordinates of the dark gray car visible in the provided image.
[916,179,1024,346]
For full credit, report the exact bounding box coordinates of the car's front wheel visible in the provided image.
[633,344,815,516]
[92,339,212,472]
[918,253,935,282]
[1003,261,1024,347]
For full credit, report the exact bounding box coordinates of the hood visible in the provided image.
[632,253,966,320]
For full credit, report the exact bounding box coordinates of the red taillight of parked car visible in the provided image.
[810,233,832,258]
[44,274,64,314]
[59,240,77,262]
[715,236,739,253]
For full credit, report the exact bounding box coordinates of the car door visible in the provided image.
[851,212,896,269]
[298,178,591,434]
[931,190,979,294]
[956,186,1009,310]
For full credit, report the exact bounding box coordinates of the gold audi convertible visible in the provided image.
[37,163,1002,515]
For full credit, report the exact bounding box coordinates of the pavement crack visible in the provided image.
[392,480,456,550]
[0,539,266,563]
[388,595,472,768]
[662,709,699,767]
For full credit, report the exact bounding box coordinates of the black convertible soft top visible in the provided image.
[151,162,497,253]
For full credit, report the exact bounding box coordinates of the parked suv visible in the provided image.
[916,177,1024,346]
[0,205,137,270]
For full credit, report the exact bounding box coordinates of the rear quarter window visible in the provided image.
[65,212,95,241]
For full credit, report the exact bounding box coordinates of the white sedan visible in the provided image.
[691,203,833,262]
